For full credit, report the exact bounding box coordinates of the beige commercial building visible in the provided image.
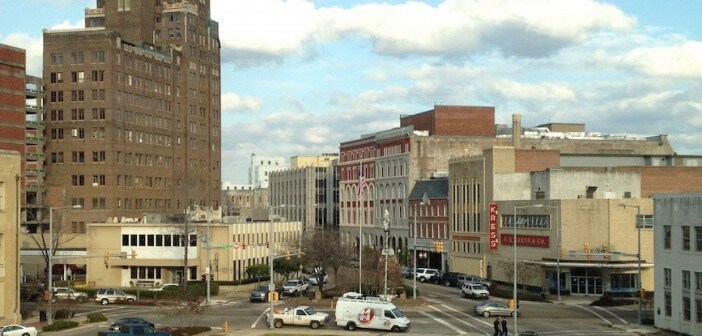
[449,145,702,297]
[0,151,22,324]
[85,214,302,287]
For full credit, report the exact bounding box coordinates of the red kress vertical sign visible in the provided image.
[489,203,498,250]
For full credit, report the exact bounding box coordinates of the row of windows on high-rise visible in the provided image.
[49,70,104,84]
[49,51,105,65]
[49,108,106,121]
[49,89,106,102]
[662,225,702,251]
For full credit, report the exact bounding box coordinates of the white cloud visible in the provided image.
[221,92,263,113]
[213,0,636,64]
[50,20,84,30]
[619,41,702,79]
[2,33,43,76]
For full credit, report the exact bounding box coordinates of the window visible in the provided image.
[71,52,84,64]
[50,53,64,65]
[92,174,106,186]
[697,227,702,251]
[664,268,672,287]
[664,225,671,249]
[50,72,63,83]
[91,51,105,63]
[50,109,64,121]
[665,293,671,316]
[50,152,64,163]
[92,151,106,163]
[50,91,64,102]
[684,297,691,321]
[118,0,131,11]
[71,71,85,83]
[71,175,85,186]
[71,108,85,120]
[697,299,702,323]
[683,270,691,290]
[70,222,86,233]
[683,226,691,250]
[502,214,551,229]
[71,128,85,139]
[92,197,106,208]
[91,70,104,81]
[696,272,702,292]
[71,151,85,163]
[71,90,85,101]
[50,128,64,139]
[72,198,85,207]
[637,215,653,229]
[92,108,106,120]
[0,182,4,211]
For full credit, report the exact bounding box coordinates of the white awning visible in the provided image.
[524,260,654,269]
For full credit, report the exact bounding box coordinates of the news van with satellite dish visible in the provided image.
[335,292,411,332]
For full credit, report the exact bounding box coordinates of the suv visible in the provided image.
[95,288,137,305]
[51,287,88,302]
[436,272,470,287]
[461,282,490,299]
[466,275,492,287]
[414,268,441,283]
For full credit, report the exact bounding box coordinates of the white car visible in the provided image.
[148,283,180,291]
[51,287,88,302]
[0,324,38,336]
[414,268,441,282]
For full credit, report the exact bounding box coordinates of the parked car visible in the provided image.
[266,305,330,329]
[414,268,441,283]
[461,282,490,299]
[401,267,415,279]
[348,260,359,268]
[148,283,180,292]
[98,324,170,336]
[308,273,328,286]
[0,324,38,336]
[436,272,470,287]
[95,288,137,305]
[466,275,492,287]
[473,301,519,317]
[51,287,88,302]
[249,285,270,302]
[283,279,309,295]
[110,317,155,331]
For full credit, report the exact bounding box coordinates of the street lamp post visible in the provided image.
[619,203,643,325]
[382,210,390,300]
[268,204,285,329]
[413,193,429,300]
[206,212,211,305]
[48,204,81,325]
[512,204,545,335]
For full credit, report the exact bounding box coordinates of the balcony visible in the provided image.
[25,104,44,114]
[26,120,45,130]
[25,152,45,160]
[26,168,45,176]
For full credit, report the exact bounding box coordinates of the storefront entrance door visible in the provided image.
[570,276,602,295]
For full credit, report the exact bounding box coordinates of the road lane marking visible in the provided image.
[591,305,628,324]
[440,304,492,327]
[251,307,270,328]
[422,306,467,335]
[429,304,490,335]
[576,304,614,327]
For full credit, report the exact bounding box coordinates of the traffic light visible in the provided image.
[131,249,136,260]
[268,291,279,302]
[601,244,609,259]
[104,251,109,268]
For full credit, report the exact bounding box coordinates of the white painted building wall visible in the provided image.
[653,193,702,335]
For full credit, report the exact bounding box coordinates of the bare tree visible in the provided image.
[22,207,84,281]
[497,259,541,293]
[300,229,353,293]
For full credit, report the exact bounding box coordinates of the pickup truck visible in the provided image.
[97,324,171,336]
[283,279,309,295]
[267,306,330,329]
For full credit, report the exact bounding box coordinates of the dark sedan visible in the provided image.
[249,285,269,302]
[110,317,155,331]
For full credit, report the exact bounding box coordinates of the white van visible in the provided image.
[335,294,411,332]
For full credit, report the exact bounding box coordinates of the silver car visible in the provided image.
[473,301,520,317]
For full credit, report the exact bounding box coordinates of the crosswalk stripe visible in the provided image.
[421,307,467,335]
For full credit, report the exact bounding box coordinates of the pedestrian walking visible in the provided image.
[493,316,501,336]
[501,317,508,336]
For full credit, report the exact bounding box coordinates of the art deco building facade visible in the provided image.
[42,0,221,225]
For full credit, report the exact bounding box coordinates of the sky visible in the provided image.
[2,0,701,186]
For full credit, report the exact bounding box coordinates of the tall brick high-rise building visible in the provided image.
[43,0,221,225]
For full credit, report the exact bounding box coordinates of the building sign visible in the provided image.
[489,203,498,250]
[500,234,550,248]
